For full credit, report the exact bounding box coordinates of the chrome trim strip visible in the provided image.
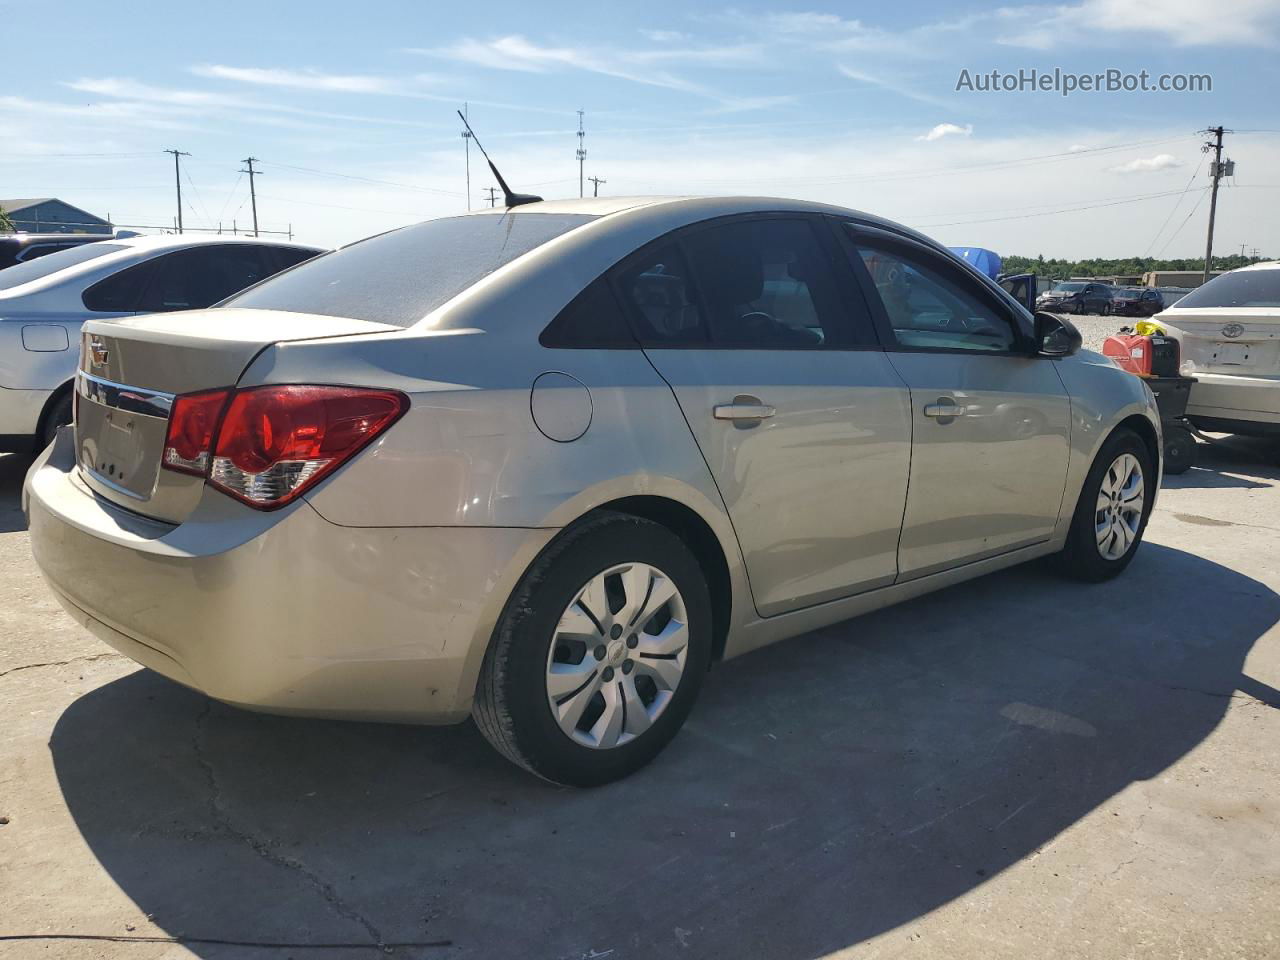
[76,370,174,419]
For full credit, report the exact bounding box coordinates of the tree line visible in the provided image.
[1003,253,1271,280]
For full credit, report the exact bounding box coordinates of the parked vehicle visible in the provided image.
[1036,280,1114,315]
[0,232,116,270]
[1106,286,1165,318]
[0,235,323,451]
[1157,261,1280,437]
[25,197,1161,785]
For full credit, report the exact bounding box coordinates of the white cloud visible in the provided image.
[1108,153,1184,173]
[640,29,691,43]
[918,122,974,142]
[191,65,438,95]
[420,34,771,109]
[1068,144,1090,152]
[997,0,1280,48]
[838,65,952,107]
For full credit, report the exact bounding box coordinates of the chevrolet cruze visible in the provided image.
[24,197,1162,785]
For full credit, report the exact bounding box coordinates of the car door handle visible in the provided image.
[923,399,967,419]
[713,397,776,421]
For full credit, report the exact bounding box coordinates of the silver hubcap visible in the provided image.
[545,562,689,749]
[1096,453,1145,560]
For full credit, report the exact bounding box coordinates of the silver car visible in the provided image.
[24,197,1162,785]
[0,235,323,452]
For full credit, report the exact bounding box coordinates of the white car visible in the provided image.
[0,235,323,452]
[1158,261,1280,436]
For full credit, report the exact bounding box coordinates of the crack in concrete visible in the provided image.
[0,652,124,680]
[192,701,389,952]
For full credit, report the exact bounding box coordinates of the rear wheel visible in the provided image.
[474,512,712,786]
[39,392,73,451]
[1057,428,1154,581]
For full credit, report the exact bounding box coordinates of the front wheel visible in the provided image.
[1056,428,1155,581]
[474,512,713,786]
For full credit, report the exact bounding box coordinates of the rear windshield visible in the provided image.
[0,242,125,291]
[1175,269,1280,309]
[225,213,596,327]
[1052,282,1085,292]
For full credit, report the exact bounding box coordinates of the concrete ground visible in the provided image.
[1,431,1278,959]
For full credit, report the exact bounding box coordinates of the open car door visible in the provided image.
[1000,273,1037,313]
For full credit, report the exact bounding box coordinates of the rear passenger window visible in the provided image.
[681,218,847,348]
[540,277,637,348]
[614,242,709,344]
[82,259,163,313]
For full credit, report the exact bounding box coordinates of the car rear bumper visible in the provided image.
[25,430,555,723]
[1186,372,1280,426]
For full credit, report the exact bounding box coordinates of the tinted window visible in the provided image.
[226,214,595,328]
[540,277,636,348]
[138,245,279,312]
[1175,269,1280,309]
[17,242,83,263]
[267,246,323,272]
[82,258,163,312]
[0,242,125,291]
[681,218,847,348]
[855,241,1017,352]
[614,242,708,344]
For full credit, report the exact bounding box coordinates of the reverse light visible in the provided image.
[163,389,231,476]
[162,384,407,509]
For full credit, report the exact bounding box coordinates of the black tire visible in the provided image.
[1056,427,1155,582]
[39,392,73,451]
[474,511,713,786]
[1162,425,1197,475]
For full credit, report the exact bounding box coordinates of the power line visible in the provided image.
[917,188,1204,228]
[1156,187,1210,258]
[256,159,463,197]
[1144,157,1205,257]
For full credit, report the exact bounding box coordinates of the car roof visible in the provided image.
[105,234,325,253]
[463,194,950,254]
[1232,260,1280,272]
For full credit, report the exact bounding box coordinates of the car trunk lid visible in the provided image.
[1159,307,1280,377]
[75,308,398,523]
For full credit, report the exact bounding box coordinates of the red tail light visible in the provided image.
[163,389,231,476]
[162,385,407,509]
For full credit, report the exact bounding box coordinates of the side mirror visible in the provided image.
[1035,311,1082,357]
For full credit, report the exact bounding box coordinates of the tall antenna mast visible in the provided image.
[576,109,586,199]
[460,102,472,211]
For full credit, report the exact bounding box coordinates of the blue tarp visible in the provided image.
[949,246,1002,280]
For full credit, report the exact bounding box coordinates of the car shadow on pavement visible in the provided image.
[46,542,1279,960]
[1163,435,1280,491]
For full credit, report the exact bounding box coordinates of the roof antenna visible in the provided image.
[456,110,543,208]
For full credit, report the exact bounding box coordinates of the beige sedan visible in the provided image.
[24,197,1162,785]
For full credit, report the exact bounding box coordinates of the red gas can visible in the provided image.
[1102,334,1180,378]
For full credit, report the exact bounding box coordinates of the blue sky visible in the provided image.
[4,0,1279,257]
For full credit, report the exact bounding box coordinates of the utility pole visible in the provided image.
[588,175,606,197]
[1201,126,1227,284]
[240,156,261,237]
[576,109,586,199]
[461,102,473,211]
[164,148,190,234]
[483,186,499,208]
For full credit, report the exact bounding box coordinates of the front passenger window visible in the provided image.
[854,242,1017,352]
